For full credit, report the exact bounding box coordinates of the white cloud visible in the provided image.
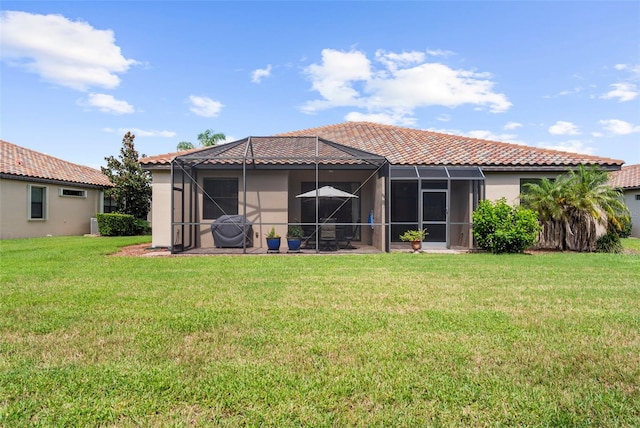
[599,119,640,135]
[466,130,518,142]
[0,11,137,91]
[188,95,223,117]
[600,82,638,102]
[548,121,580,135]
[345,111,416,126]
[436,114,451,122]
[251,64,272,83]
[104,128,176,138]
[81,93,134,114]
[504,121,522,130]
[539,140,595,155]
[427,127,522,144]
[426,49,455,58]
[301,48,511,125]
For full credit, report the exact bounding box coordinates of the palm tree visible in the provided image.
[197,129,226,147]
[520,165,628,251]
[176,130,226,151]
[520,176,570,250]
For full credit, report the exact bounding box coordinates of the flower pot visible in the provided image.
[266,237,281,251]
[410,240,422,251]
[287,237,302,252]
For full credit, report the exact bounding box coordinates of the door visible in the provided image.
[422,190,447,246]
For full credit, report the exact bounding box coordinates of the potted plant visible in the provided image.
[265,226,281,252]
[286,223,304,252]
[399,228,428,251]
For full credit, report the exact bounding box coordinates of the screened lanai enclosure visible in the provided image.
[169,136,485,254]
[170,137,388,254]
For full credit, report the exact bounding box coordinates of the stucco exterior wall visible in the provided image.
[484,171,564,204]
[179,170,291,249]
[0,178,103,239]
[623,189,640,238]
[150,170,172,248]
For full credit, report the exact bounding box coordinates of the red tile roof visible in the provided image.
[1,140,112,187]
[140,121,625,169]
[609,164,640,189]
[279,122,624,167]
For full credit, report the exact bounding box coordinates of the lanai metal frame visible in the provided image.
[169,136,388,254]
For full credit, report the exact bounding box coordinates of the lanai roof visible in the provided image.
[609,164,640,189]
[139,121,625,170]
[0,140,112,188]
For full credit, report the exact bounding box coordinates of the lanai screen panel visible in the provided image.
[170,137,387,253]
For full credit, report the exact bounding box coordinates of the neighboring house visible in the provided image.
[610,164,640,238]
[0,140,113,239]
[139,122,624,253]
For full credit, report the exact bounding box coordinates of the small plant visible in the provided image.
[399,229,428,242]
[266,226,280,239]
[287,224,304,239]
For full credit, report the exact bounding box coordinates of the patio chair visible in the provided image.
[319,222,338,251]
[341,221,360,249]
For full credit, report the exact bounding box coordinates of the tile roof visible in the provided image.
[609,164,640,189]
[0,140,112,187]
[279,122,624,168]
[139,121,625,168]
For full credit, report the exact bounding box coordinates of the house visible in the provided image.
[139,122,624,253]
[610,164,640,237]
[0,140,113,239]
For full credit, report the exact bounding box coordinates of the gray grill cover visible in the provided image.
[211,215,253,248]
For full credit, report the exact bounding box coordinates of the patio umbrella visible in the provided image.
[295,185,358,199]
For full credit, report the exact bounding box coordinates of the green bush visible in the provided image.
[596,232,623,253]
[133,218,151,235]
[97,213,137,236]
[472,198,541,254]
[617,214,633,238]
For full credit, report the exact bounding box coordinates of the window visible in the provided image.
[203,178,238,219]
[28,185,48,220]
[103,194,118,213]
[59,188,86,198]
[636,194,640,201]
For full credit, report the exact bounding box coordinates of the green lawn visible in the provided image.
[1,236,639,426]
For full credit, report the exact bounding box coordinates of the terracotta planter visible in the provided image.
[410,240,422,251]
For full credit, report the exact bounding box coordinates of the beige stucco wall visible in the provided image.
[0,178,103,240]
[623,189,640,238]
[195,170,289,249]
[150,170,172,248]
[484,171,564,204]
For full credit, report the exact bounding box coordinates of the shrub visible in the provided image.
[596,232,623,253]
[133,218,151,235]
[472,198,541,254]
[616,214,633,238]
[97,213,137,236]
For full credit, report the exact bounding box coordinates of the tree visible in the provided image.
[176,129,226,151]
[197,129,226,147]
[520,165,629,252]
[101,132,151,219]
[176,141,194,151]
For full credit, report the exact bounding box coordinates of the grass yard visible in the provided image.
[1,236,639,426]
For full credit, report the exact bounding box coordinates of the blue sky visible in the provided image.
[2,1,639,169]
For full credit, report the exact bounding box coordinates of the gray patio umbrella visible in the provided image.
[295,185,358,199]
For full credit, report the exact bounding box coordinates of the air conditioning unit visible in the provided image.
[90,217,99,235]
